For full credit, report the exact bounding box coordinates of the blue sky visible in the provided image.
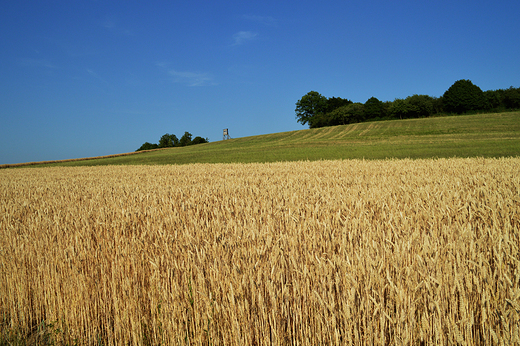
[1,0,519,164]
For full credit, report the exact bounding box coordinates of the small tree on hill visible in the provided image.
[136,142,159,151]
[179,132,193,146]
[364,97,385,120]
[191,136,209,145]
[158,133,179,148]
[295,91,328,126]
[442,79,484,114]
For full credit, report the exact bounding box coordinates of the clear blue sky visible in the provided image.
[1,0,519,164]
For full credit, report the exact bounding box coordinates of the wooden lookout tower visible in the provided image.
[223,128,231,140]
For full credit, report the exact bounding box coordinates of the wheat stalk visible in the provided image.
[1,158,518,345]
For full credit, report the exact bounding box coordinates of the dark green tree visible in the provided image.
[348,103,365,123]
[322,103,365,124]
[170,134,179,146]
[442,79,484,114]
[364,97,384,120]
[324,104,363,125]
[158,133,178,148]
[191,136,209,145]
[179,131,193,146]
[483,90,502,110]
[324,96,353,114]
[502,86,520,109]
[432,96,443,114]
[136,142,159,151]
[405,94,434,118]
[308,109,344,128]
[307,112,329,128]
[295,91,328,126]
[389,99,408,119]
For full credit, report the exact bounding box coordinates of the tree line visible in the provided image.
[136,132,209,151]
[295,80,520,128]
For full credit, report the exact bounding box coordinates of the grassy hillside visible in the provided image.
[9,112,520,167]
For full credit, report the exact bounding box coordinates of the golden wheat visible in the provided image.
[1,158,519,345]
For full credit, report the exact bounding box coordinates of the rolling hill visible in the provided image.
[3,112,519,168]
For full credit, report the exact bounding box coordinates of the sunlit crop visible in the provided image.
[1,158,519,345]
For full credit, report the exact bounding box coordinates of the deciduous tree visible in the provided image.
[295,91,328,126]
[179,132,193,146]
[325,96,353,114]
[191,136,209,145]
[364,97,384,120]
[442,79,484,114]
[158,133,178,148]
[136,142,159,151]
[405,94,434,118]
[502,86,520,109]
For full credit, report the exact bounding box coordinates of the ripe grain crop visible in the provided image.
[1,158,519,345]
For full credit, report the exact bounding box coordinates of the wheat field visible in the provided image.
[1,158,519,345]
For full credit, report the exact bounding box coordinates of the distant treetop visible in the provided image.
[295,80,519,128]
[136,132,208,151]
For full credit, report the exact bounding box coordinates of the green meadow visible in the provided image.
[12,112,520,167]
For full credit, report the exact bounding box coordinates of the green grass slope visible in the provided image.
[19,112,520,167]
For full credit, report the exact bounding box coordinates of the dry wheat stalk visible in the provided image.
[1,157,519,345]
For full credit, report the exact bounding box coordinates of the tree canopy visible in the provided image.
[295,91,328,126]
[179,132,193,147]
[158,134,179,148]
[136,132,208,151]
[136,142,159,151]
[364,97,384,121]
[442,79,484,114]
[295,80,519,128]
[296,92,353,128]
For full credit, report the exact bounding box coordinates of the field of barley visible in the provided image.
[1,158,519,345]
